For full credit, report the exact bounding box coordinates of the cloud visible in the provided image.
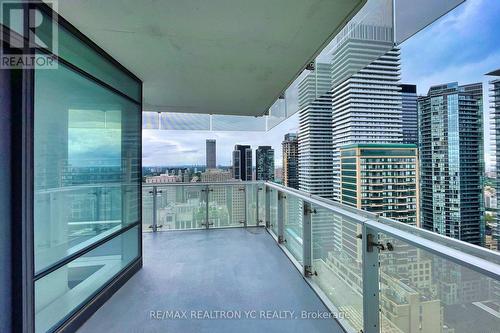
[400,0,500,168]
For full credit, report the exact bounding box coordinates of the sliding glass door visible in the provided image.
[26,5,142,333]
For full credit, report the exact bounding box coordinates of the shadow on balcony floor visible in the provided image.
[77,228,344,333]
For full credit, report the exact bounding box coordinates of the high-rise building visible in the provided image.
[340,144,419,226]
[232,145,252,181]
[487,69,500,249]
[282,133,299,189]
[418,82,485,246]
[206,139,216,169]
[298,62,334,199]
[337,143,439,333]
[400,84,418,145]
[331,45,402,200]
[297,63,335,266]
[200,169,233,182]
[255,146,274,181]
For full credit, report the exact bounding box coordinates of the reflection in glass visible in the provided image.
[34,63,141,273]
[311,206,364,332]
[35,226,139,333]
[379,233,500,333]
[155,185,206,230]
[283,196,303,263]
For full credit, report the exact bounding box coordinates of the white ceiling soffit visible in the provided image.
[53,0,365,117]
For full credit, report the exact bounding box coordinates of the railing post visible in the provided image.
[151,186,158,232]
[277,191,285,243]
[303,202,314,277]
[244,185,248,227]
[362,223,380,333]
[238,186,247,227]
[265,186,271,229]
[203,185,211,229]
[256,184,261,226]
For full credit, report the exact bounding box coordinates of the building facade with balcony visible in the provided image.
[206,139,217,169]
[418,82,485,246]
[340,144,419,226]
[232,144,253,181]
[282,133,299,189]
[331,23,403,201]
[298,63,334,199]
[400,84,418,145]
[256,145,275,181]
[488,69,500,250]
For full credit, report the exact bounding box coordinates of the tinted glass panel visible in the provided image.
[36,11,141,101]
[35,226,139,333]
[34,61,141,273]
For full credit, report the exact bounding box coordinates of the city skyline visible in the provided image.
[142,0,500,168]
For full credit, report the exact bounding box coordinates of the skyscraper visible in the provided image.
[298,62,334,199]
[232,145,252,181]
[255,146,274,181]
[206,139,216,169]
[487,69,500,249]
[418,82,485,246]
[331,45,402,200]
[400,84,418,145]
[340,144,419,226]
[282,133,299,189]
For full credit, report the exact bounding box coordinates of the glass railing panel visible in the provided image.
[376,217,500,266]
[269,188,279,236]
[159,112,210,131]
[310,204,364,332]
[245,184,257,226]
[142,186,153,232]
[378,232,500,333]
[142,112,160,129]
[283,195,303,264]
[208,184,246,228]
[35,225,139,333]
[393,0,465,44]
[155,185,206,230]
[212,115,267,131]
[267,98,288,131]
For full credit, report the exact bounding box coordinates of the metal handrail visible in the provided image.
[143,180,262,187]
[141,180,500,280]
[263,181,500,281]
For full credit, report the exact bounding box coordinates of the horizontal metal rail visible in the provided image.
[263,182,500,281]
[140,181,500,280]
[365,220,500,280]
[143,181,263,187]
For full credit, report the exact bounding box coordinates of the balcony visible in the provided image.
[74,182,500,333]
[2,1,498,333]
[77,228,343,333]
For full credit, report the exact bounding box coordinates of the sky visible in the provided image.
[142,0,500,168]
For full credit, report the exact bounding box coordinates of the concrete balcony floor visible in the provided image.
[77,228,344,333]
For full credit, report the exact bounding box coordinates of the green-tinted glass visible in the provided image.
[35,226,139,333]
[34,61,141,273]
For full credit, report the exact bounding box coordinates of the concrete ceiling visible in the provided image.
[54,0,364,116]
